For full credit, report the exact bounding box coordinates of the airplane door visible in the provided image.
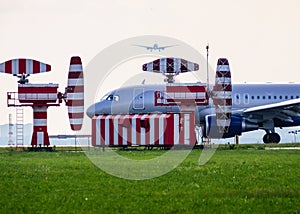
[133,88,144,110]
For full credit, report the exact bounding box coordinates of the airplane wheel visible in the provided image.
[263,134,270,144]
[263,133,280,144]
[269,133,280,144]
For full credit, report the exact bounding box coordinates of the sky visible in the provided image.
[0,0,300,139]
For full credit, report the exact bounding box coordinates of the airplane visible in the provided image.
[86,57,300,144]
[133,43,177,52]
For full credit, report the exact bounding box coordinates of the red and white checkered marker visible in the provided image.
[66,56,84,131]
[212,58,232,134]
[142,58,199,74]
[0,58,51,74]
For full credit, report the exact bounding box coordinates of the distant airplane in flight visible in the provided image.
[133,43,177,52]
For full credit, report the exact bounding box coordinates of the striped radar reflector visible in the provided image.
[212,58,232,134]
[142,58,199,74]
[67,56,84,131]
[0,58,51,74]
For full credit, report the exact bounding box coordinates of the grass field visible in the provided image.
[0,147,299,213]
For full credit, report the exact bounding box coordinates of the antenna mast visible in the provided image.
[206,44,209,91]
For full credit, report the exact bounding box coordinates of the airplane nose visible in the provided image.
[86,104,96,118]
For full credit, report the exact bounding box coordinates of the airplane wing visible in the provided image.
[133,44,152,50]
[160,45,178,49]
[236,98,300,123]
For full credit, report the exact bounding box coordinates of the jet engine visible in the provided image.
[205,115,259,138]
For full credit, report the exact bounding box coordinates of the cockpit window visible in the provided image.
[101,94,119,101]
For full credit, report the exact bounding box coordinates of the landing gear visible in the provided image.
[263,133,281,144]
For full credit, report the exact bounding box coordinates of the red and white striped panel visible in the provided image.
[92,113,196,147]
[0,58,51,74]
[67,56,84,131]
[142,58,199,74]
[212,58,232,133]
[18,84,58,103]
[31,106,50,146]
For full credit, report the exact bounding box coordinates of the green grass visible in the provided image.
[0,149,299,213]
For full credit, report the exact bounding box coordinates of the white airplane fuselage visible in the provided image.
[86,83,300,143]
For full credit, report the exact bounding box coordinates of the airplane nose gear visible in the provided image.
[263,132,281,144]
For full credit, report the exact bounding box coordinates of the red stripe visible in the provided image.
[68,72,83,79]
[213,84,232,91]
[118,116,123,146]
[71,124,82,131]
[100,116,105,146]
[217,58,229,65]
[66,86,84,93]
[67,100,84,106]
[18,87,58,93]
[92,116,97,146]
[46,64,51,72]
[213,98,232,106]
[68,112,84,119]
[127,115,133,146]
[146,115,152,145]
[109,116,115,146]
[70,56,82,65]
[166,86,206,92]
[5,61,12,73]
[216,71,231,78]
[19,59,26,73]
[166,114,174,146]
[33,112,47,119]
[33,126,47,132]
[33,60,40,73]
[135,115,142,146]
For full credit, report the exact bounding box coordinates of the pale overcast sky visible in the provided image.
[0,0,299,136]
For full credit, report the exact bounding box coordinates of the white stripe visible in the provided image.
[215,106,232,113]
[150,114,156,145]
[12,59,19,74]
[68,78,84,86]
[69,64,83,72]
[69,118,83,125]
[187,61,194,71]
[217,64,230,71]
[67,92,84,100]
[34,119,47,126]
[96,115,101,145]
[0,62,4,72]
[159,114,165,145]
[40,63,46,72]
[217,119,231,127]
[37,131,44,145]
[123,127,127,145]
[174,58,181,72]
[122,115,129,145]
[174,114,179,145]
[184,114,190,145]
[105,115,111,145]
[131,115,139,145]
[18,93,57,101]
[68,106,84,113]
[26,59,33,74]
[148,62,153,71]
[215,77,231,84]
[33,106,47,112]
[114,115,121,146]
[213,91,232,99]
[160,58,166,73]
